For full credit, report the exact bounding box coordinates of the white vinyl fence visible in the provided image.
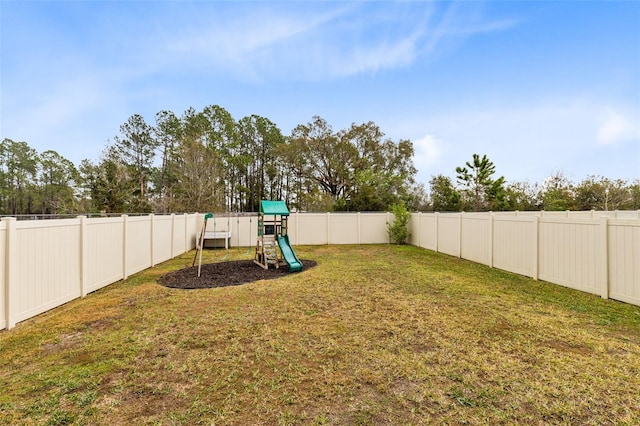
[2,210,638,330]
[1,214,199,330]
[409,212,640,307]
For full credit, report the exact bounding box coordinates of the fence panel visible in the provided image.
[293,213,328,245]
[288,212,390,245]
[187,214,198,249]
[492,216,535,278]
[328,213,360,244]
[359,213,390,244]
[125,216,153,276]
[408,214,420,247]
[152,215,173,265]
[233,216,257,249]
[172,214,187,255]
[538,218,601,295]
[84,217,124,294]
[461,214,491,266]
[608,220,640,305]
[415,213,437,250]
[436,214,460,257]
[13,219,82,324]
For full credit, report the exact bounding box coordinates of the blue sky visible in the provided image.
[1,0,639,188]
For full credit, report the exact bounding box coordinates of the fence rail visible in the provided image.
[2,210,639,330]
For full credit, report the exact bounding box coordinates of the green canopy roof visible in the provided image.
[259,200,290,216]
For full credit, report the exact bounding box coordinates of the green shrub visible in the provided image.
[387,203,412,244]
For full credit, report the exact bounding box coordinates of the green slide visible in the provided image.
[277,234,303,272]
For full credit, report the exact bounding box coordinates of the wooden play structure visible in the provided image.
[253,200,303,272]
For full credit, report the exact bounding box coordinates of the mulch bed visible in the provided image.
[158,259,317,289]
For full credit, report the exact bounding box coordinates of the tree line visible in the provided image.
[0,106,420,215]
[430,154,640,212]
[1,105,638,216]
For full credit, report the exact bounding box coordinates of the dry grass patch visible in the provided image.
[1,245,639,425]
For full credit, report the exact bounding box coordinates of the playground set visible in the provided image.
[253,200,303,272]
[193,200,303,276]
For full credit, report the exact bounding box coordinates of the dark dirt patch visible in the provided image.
[158,259,317,289]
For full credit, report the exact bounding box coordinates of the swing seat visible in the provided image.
[197,230,232,249]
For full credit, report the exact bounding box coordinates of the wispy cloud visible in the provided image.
[597,107,640,145]
[166,5,347,76]
[158,1,517,81]
[413,134,446,172]
[4,1,517,91]
[419,1,518,57]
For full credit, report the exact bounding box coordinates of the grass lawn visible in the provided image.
[1,244,639,425]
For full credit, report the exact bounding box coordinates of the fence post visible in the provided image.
[170,213,176,258]
[357,212,361,245]
[2,218,18,330]
[122,215,129,280]
[327,212,331,245]
[457,212,463,258]
[434,212,439,252]
[149,214,155,267]
[532,216,539,280]
[599,217,609,299]
[489,213,494,268]
[79,216,88,297]
[184,213,189,253]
